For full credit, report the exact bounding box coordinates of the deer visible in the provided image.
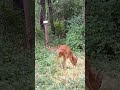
[56,44,78,71]
[85,56,103,90]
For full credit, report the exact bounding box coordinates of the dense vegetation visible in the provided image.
[86,0,120,77]
[35,0,85,89]
[0,0,34,89]
[1,0,119,89]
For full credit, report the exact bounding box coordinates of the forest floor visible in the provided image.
[53,53,85,89]
[35,45,120,90]
[35,45,85,90]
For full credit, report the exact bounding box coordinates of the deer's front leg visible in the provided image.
[62,55,66,69]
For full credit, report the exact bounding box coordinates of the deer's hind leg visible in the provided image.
[56,53,62,71]
[69,55,74,66]
[62,55,67,69]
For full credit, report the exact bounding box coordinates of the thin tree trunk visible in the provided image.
[43,21,49,48]
[23,0,33,49]
[40,0,46,32]
[48,0,55,34]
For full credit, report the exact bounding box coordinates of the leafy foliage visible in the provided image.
[54,19,65,37]
[86,0,120,59]
[66,16,85,51]
[53,0,84,20]
[86,0,120,76]
[35,0,85,89]
[0,1,34,89]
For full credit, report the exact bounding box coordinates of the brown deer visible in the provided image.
[56,44,78,71]
[86,56,103,90]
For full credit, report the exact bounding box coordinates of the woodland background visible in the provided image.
[0,0,120,90]
[35,0,85,89]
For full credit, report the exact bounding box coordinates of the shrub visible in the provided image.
[54,19,65,38]
[66,16,85,51]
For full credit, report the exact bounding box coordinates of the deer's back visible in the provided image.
[58,45,72,58]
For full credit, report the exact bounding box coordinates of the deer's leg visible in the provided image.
[62,55,66,69]
[69,55,74,66]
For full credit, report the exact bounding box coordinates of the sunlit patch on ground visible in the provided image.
[35,49,85,90]
[53,55,85,86]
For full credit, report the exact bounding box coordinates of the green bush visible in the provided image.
[54,19,65,38]
[52,38,66,45]
[35,27,44,46]
[66,16,85,51]
[85,0,120,77]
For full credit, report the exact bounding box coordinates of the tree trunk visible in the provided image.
[40,0,46,32]
[23,0,33,49]
[43,21,49,48]
[48,0,55,34]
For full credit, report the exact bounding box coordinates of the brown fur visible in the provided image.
[56,44,78,70]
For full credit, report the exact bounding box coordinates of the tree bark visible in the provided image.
[23,0,33,49]
[48,0,55,34]
[40,0,46,32]
[43,21,49,48]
